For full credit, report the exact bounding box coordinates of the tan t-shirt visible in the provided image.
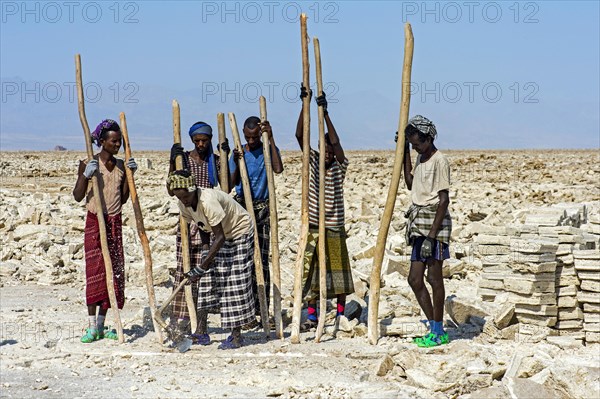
[411,150,450,206]
[178,188,252,240]
[86,157,125,216]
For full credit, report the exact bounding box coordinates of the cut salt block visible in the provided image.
[580,280,600,292]
[505,279,555,295]
[555,244,575,256]
[584,313,600,324]
[577,271,600,281]
[586,332,600,343]
[557,307,583,320]
[479,279,505,290]
[509,239,559,254]
[554,319,583,329]
[516,313,557,327]
[514,304,557,316]
[556,274,580,288]
[476,244,511,256]
[555,329,585,339]
[379,318,428,337]
[557,296,578,308]
[494,302,516,329]
[512,253,556,263]
[509,292,556,306]
[583,322,600,332]
[584,303,600,313]
[539,226,583,236]
[511,262,557,274]
[474,234,511,246]
[572,249,600,260]
[573,259,600,271]
[555,265,577,277]
[577,291,600,304]
[555,285,578,297]
[557,254,574,265]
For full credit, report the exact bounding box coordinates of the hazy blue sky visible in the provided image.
[1,1,599,150]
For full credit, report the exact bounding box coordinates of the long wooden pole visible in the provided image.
[172,100,198,331]
[75,54,124,343]
[259,96,283,339]
[228,112,270,338]
[290,13,311,344]
[217,113,229,193]
[367,23,414,345]
[119,112,163,344]
[313,37,327,343]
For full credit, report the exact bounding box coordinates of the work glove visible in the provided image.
[217,138,230,153]
[300,84,312,101]
[83,159,99,179]
[316,93,328,115]
[184,266,208,282]
[170,143,185,163]
[420,237,436,259]
[126,158,138,174]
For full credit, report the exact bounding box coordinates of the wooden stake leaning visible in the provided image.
[290,13,311,345]
[217,113,230,193]
[367,23,414,345]
[119,112,163,344]
[313,37,327,343]
[172,100,198,332]
[228,112,270,338]
[75,54,124,344]
[259,96,283,339]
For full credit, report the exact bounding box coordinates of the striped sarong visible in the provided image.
[84,211,125,310]
[197,232,256,329]
[404,203,452,246]
[302,227,355,301]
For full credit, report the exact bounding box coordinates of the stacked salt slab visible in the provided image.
[475,225,513,302]
[574,249,600,344]
[539,226,585,339]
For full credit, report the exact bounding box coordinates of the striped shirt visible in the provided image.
[308,149,349,228]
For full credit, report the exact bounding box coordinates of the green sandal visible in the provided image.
[99,327,119,340]
[417,332,449,348]
[80,328,98,343]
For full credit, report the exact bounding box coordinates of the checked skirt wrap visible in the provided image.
[404,203,452,246]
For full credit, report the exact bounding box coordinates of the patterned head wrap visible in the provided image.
[92,119,120,146]
[188,122,218,187]
[168,171,197,192]
[407,115,437,140]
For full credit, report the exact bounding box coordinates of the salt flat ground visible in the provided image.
[1,150,599,398]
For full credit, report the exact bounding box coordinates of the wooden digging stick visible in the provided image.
[75,54,124,344]
[153,277,189,329]
[217,113,230,193]
[313,37,327,343]
[229,112,270,338]
[290,13,311,344]
[172,100,198,331]
[367,23,414,345]
[259,96,283,339]
[119,112,163,344]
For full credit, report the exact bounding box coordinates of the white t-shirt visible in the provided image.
[411,150,450,206]
[178,189,252,240]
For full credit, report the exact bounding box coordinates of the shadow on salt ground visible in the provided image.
[0,339,18,346]
[123,324,151,342]
[446,318,485,341]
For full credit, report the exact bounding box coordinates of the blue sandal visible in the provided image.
[218,335,244,350]
[190,333,211,346]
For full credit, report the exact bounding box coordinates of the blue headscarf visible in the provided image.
[188,122,218,187]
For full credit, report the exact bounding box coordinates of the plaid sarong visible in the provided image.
[196,232,256,329]
[235,196,271,312]
[404,203,452,246]
[84,211,125,310]
[302,227,355,301]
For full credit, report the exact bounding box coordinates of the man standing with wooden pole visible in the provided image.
[74,54,125,344]
[229,111,283,331]
[290,12,311,345]
[367,23,414,345]
[229,112,270,337]
[259,96,284,339]
[119,112,163,344]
